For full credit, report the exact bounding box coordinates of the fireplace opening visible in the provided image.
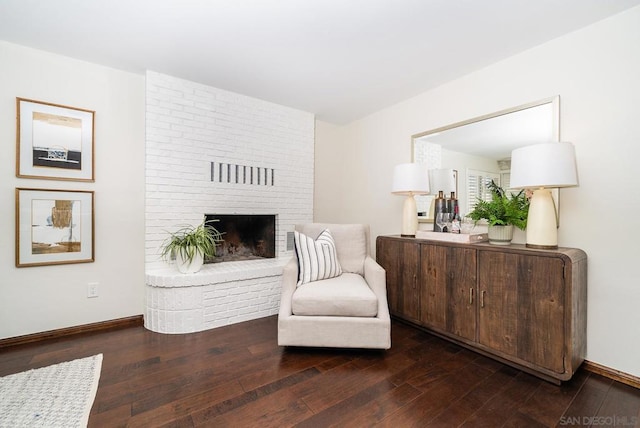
[204,214,276,263]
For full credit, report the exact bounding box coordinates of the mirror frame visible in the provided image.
[411,96,560,223]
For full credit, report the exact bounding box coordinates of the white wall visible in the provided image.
[314,120,346,222]
[0,42,146,339]
[315,6,640,377]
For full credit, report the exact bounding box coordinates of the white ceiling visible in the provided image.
[1,0,639,124]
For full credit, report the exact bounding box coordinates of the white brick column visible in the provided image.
[144,71,314,332]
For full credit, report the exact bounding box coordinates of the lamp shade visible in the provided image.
[510,142,578,189]
[392,163,430,195]
[429,168,457,195]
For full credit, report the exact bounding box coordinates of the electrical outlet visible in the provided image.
[87,282,99,298]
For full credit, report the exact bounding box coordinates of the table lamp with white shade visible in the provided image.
[510,142,578,249]
[392,163,430,237]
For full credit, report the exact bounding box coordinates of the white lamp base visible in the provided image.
[526,188,558,249]
[401,194,418,237]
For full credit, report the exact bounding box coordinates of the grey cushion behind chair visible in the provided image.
[295,223,368,275]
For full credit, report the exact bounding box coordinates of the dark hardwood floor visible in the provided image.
[1,316,638,427]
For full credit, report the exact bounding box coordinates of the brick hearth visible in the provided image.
[145,259,288,334]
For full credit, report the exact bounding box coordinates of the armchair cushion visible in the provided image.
[291,273,378,317]
[294,229,343,285]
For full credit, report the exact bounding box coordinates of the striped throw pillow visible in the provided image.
[294,229,343,285]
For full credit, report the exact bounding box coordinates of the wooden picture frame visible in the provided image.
[16,188,95,267]
[16,98,95,182]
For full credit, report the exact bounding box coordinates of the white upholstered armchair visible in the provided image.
[278,223,391,349]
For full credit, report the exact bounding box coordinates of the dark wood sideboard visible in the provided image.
[376,235,587,384]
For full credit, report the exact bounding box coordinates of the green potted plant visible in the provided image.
[467,180,529,245]
[160,220,224,273]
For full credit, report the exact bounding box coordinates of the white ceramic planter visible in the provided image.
[487,225,514,245]
[175,249,204,274]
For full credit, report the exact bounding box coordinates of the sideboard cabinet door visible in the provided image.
[478,251,519,356]
[376,238,421,323]
[515,254,566,373]
[421,244,476,341]
[478,250,565,374]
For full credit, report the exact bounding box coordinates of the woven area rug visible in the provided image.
[0,354,102,428]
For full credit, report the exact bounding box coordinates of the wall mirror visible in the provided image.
[412,96,560,222]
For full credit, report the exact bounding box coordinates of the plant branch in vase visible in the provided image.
[467,180,529,245]
[161,220,224,273]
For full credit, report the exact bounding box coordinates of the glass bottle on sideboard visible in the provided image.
[433,191,447,232]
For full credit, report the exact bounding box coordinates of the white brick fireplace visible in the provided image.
[144,71,314,333]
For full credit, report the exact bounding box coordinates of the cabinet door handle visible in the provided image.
[469,288,474,305]
[481,290,486,308]
[413,274,417,289]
